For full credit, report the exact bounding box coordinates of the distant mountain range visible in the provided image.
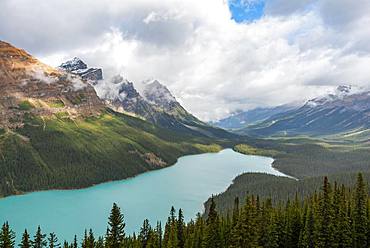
[60,57,232,138]
[211,104,298,130]
[234,85,370,137]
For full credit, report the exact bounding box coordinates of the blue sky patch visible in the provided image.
[228,0,265,23]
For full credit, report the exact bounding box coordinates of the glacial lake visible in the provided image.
[0,149,288,242]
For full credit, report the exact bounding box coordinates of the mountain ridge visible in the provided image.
[60,58,234,138]
[237,85,370,137]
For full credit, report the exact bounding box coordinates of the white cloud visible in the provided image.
[1,0,370,121]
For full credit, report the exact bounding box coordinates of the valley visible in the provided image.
[1,38,370,248]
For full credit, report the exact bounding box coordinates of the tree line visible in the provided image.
[1,173,370,248]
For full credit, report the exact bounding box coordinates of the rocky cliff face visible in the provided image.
[0,41,103,129]
[94,75,157,120]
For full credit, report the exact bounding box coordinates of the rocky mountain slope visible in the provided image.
[239,86,370,137]
[0,41,103,130]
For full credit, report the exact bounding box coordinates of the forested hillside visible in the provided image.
[0,109,227,197]
[234,137,370,179]
[1,174,369,248]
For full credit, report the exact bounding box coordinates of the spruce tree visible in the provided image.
[332,183,351,248]
[316,177,334,248]
[86,230,94,248]
[202,198,221,248]
[232,197,239,225]
[95,237,104,248]
[32,226,47,248]
[300,204,315,248]
[20,230,31,248]
[353,173,368,248]
[177,209,185,248]
[72,236,77,248]
[192,214,204,248]
[47,233,60,248]
[155,222,162,248]
[164,207,178,248]
[138,219,151,248]
[81,230,88,248]
[106,203,125,248]
[0,222,15,248]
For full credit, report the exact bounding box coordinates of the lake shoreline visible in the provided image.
[0,149,289,242]
[0,149,222,200]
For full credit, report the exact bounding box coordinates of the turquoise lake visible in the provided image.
[0,149,288,242]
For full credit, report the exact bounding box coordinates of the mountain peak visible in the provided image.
[306,84,362,108]
[59,58,103,81]
[59,57,87,71]
[143,79,176,108]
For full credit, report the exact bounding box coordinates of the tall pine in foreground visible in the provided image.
[202,197,221,248]
[47,233,60,248]
[353,173,368,248]
[316,177,334,248]
[106,203,125,248]
[20,230,31,248]
[0,222,15,248]
[31,227,46,248]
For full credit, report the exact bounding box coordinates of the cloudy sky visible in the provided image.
[1,0,370,121]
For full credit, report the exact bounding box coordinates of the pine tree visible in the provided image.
[164,207,178,248]
[266,210,279,248]
[332,183,352,248]
[47,233,60,248]
[177,209,185,248]
[192,214,204,248]
[353,173,368,248]
[202,198,221,248]
[139,219,151,248]
[20,230,31,248]
[300,204,315,248]
[81,230,88,248]
[316,177,334,248]
[155,222,162,248]
[32,226,47,248]
[0,222,15,248]
[86,230,95,248]
[106,203,125,248]
[232,197,239,225]
[72,236,77,248]
[95,237,104,248]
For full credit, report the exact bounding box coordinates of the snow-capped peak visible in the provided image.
[142,79,177,108]
[59,57,87,71]
[306,85,362,107]
[59,58,103,81]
